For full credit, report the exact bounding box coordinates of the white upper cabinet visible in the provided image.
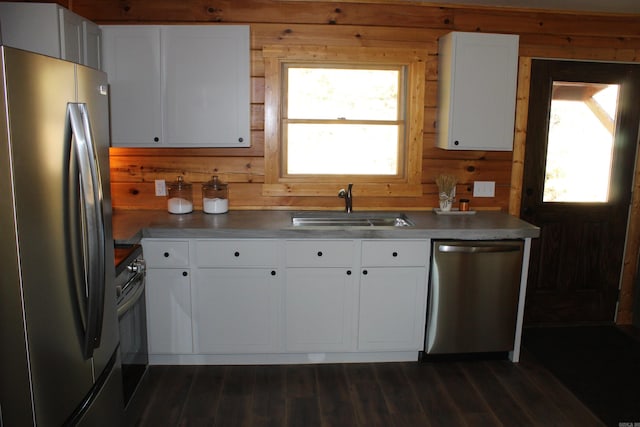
[101,25,251,148]
[83,21,102,70]
[436,32,519,151]
[101,27,162,146]
[0,2,101,69]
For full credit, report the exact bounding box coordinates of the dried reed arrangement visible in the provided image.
[435,174,457,195]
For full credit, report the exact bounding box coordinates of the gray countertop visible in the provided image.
[112,209,540,243]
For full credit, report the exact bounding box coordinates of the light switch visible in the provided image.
[155,179,167,196]
[473,181,495,197]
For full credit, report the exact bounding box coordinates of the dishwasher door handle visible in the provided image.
[438,244,522,253]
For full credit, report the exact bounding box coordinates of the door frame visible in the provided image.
[509,57,640,325]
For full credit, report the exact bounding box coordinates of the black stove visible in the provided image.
[113,243,147,410]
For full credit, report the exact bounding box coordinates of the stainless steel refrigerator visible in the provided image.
[0,46,124,426]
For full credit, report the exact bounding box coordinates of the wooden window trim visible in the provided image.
[262,45,426,197]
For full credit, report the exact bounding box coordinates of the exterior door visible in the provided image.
[521,60,640,324]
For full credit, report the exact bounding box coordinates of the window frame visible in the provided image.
[262,45,426,197]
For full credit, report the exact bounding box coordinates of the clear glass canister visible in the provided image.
[202,175,228,214]
[167,176,193,214]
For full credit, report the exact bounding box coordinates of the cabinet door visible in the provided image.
[285,268,356,352]
[0,3,61,58]
[437,32,519,151]
[83,20,101,69]
[162,26,250,147]
[58,7,83,64]
[192,268,280,353]
[358,267,427,351]
[146,268,193,354]
[101,26,162,146]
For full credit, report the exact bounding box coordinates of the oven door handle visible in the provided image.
[117,270,145,318]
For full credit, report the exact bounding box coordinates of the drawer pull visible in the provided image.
[392,251,398,257]
[317,251,323,257]
[271,270,276,276]
[346,270,351,275]
[363,270,368,275]
[182,271,188,277]
[164,252,170,258]
[234,251,240,257]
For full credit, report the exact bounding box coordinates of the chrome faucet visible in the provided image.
[338,183,353,213]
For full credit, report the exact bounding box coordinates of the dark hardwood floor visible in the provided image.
[128,353,604,427]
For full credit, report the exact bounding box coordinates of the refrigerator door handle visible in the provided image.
[69,102,106,359]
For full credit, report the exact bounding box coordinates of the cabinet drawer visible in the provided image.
[286,240,355,267]
[194,240,278,267]
[143,239,189,268]
[361,240,429,267]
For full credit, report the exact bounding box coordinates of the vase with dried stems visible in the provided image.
[435,174,457,211]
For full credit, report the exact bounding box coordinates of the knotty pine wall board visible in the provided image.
[81,0,640,323]
[83,0,640,213]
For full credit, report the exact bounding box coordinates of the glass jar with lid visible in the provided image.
[202,175,228,214]
[167,176,193,214]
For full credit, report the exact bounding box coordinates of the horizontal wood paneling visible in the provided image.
[94,0,640,214]
[79,0,639,324]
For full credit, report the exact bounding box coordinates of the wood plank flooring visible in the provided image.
[128,353,604,427]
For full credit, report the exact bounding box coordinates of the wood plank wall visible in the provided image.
[68,0,640,323]
[70,0,640,213]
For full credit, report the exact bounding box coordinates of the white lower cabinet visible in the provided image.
[142,237,430,364]
[145,268,193,354]
[285,268,356,352]
[143,239,193,355]
[284,240,357,352]
[192,268,280,353]
[358,267,427,351]
[358,240,430,351]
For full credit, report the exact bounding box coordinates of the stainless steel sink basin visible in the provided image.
[291,212,414,227]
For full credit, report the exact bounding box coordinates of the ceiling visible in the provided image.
[427,0,640,14]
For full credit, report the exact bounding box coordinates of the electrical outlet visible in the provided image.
[473,181,495,197]
[155,179,167,196]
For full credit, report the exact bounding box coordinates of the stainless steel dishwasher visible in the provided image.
[424,240,524,355]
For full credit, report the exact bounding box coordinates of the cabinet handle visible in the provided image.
[182,271,188,277]
[346,270,351,275]
[153,137,159,142]
[238,137,244,143]
[392,251,398,257]
[271,270,276,276]
[234,251,240,257]
[363,270,368,275]
[163,252,170,258]
[454,140,460,146]
[317,251,323,257]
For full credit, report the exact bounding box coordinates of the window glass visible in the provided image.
[287,124,399,175]
[284,66,404,176]
[287,67,399,120]
[543,83,618,202]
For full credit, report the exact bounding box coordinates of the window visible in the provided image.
[263,46,426,197]
[286,65,403,176]
[543,82,619,202]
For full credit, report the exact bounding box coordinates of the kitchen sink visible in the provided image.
[291,212,414,228]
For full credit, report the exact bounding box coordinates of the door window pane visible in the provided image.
[543,83,619,203]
